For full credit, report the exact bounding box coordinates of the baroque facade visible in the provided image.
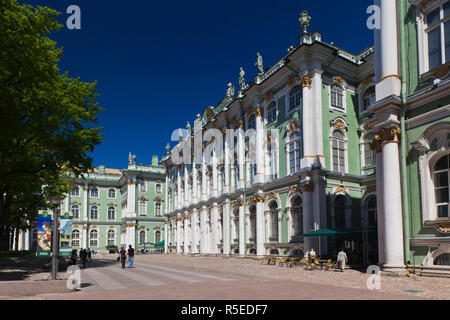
[161,12,379,268]
[37,155,166,253]
[366,0,450,272]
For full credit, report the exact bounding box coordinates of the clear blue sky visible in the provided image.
[27,0,374,169]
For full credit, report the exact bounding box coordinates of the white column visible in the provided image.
[301,75,315,168]
[82,184,88,249]
[255,108,265,184]
[177,168,182,209]
[312,70,325,168]
[193,165,198,204]
[224,130,230,194]
[211,204,218,253]
[256,193,265,256]
[375,0,400,100]
[126,179,137,249]
[381,139,404,269]
[238,199,245,255]
[201,158,207,202]
[176,214,182,253]
[376,150,385,265]
[190,212,196,254]
[223,200,231,255]
[200,206,207,254]
[212,152,218,198]
[238,123,245,189]
[183,214,189,254]
[184,165,189,206]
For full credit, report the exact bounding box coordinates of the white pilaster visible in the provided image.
[302,187,314,253]
[223,200,231,255]
[256,192,265,256]
[301,76,315,168]
[238,200,245,255]
[255,109,265,184]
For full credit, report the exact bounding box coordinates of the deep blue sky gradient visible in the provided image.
[26,0,374,169]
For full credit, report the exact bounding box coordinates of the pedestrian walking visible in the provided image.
[87,248,92,262]
[127,245,135,268]
[81,249,87,269]
[119,246,127,269]
[337,248,348,272]
[303,249,309,262]
[69,249,77,266]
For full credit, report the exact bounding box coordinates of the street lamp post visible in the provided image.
[50,196,64,280]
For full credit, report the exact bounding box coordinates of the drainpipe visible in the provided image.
[398,0,411,265]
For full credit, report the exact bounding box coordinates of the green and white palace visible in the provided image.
[161,1,450,274]
[62,154,166,253]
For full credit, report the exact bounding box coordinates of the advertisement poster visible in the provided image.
[37,210,52,256]
[59,211,73,256]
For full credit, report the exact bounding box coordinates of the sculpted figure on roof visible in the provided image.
[255,52,264,75]
[239,67,245,90]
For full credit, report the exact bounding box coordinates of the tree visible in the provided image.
[0,0,104,250]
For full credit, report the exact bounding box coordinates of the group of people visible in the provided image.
[303,247,348,272]
[118,245,135,269]
[69,248,93,269]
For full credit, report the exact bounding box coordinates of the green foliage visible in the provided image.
[0,0,104,228]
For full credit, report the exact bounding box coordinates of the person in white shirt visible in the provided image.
[304,249,309,261]
[309,248,316,260]
[337,248,348,272]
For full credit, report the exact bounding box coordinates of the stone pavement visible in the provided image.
[0,254,448,300]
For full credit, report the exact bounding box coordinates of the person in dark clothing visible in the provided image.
[69,249,77,266]
[87,249,92,262]
[81,249,87,268]
[127,245,135,268]
[119,247,127,269]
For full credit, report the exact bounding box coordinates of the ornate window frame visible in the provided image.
[415,0,450,75]
[412,121,450,224]
[328,76,347,113]
[329,118,349,174]
[286,120,302,176]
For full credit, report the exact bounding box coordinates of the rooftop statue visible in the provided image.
[186,121,191,135]
[239,67,245,90]
[166,143,170,154]
[226,82,235,98]
[129,152,132,165]
[299,10,311,34]
[255,52,264,75]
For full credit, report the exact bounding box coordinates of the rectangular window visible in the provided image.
[426,3,450,70]
[139,201,147,215]
[71,187,79,196]
[155,203,161,216]
[331,86,344,109]
[89,239,98,247]
[72,240,80,247]
[139,182,147,192]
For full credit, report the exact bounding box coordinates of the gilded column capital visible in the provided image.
[371,126,401,152]
[300,75,312,88]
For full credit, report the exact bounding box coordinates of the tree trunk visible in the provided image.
[14,228,19,251]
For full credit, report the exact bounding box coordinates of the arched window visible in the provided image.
[291,196,303,237]
[362,86,375,111]
[331,130,347,173]
[433,154,449,218]
[108,206,115,220]
[155,231,161,244]
[139,230,146,244]
[89,230,98,247]
[71,205,79,219]
[287,130,302,175]
[269,201,278,239]
[289,85,302,112]
[335,196,346,229]
[363,132,375,168]
[108,188,116,198]
[248,114,256,130]
[90,187,99,198]
[367,196,377,227]
[249,205,256,241]
[107,230,115,246]
[90,206,98,219]
[156,184,162,193]
[331,84,344,109]
[267,101,277,123]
